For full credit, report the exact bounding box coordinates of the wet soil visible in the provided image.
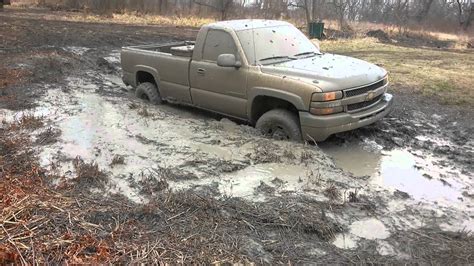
[1,8,473,264]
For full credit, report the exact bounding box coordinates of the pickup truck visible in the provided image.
[121,20,393,142]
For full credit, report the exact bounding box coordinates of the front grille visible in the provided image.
[345,79,385,97]
[347,94,383,111]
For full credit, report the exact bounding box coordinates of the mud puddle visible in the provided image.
[333,218,390,249]
[319,140,470,204]
[320,137,473,250]
[29,71,343,204]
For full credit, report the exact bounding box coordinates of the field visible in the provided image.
[1,7,473,264]
[322,38,474,105]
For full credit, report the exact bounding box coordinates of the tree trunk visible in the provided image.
[464,4,474,29]
[304,0,313,26]
[415,0,434,22]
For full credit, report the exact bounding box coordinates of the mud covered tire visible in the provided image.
[256,109,302,141]
[135,82,162,105]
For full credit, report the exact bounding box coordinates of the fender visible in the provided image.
[247,87,307,118]
[134,65,161,89]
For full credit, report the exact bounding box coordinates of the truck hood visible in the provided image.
[260,53,387,92]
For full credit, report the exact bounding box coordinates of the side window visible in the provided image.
[202,30,237,62]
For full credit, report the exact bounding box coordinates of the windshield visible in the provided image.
[236,25,320,65]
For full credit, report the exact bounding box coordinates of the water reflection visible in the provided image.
[320,141,463,202]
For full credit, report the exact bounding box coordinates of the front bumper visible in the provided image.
[300,93,394,142]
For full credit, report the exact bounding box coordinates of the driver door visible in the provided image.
[190,29,248,119]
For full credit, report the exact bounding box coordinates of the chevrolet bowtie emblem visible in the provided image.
[366,91,375,101]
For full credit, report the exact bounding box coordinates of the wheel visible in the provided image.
[256,109,302,141]
[135,82,162,105]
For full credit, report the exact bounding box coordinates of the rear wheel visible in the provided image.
[256,109,302,141]
[135,82,162,105]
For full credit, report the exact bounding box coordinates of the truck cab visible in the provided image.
[121,20,393,142]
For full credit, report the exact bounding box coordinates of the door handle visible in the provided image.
[197,68,206,76]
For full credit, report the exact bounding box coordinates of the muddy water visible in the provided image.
[333,218,390,250]
[172,163,315,202]
[32,73,344,204]
[319,140,468,203]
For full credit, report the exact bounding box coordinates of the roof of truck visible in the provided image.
[206,19,291,32]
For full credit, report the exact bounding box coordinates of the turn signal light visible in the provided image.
[310,106,343,115]
[312,91,343,102]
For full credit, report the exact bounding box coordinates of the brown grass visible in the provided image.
[8,6,214,28]
[6,113,44,130]
[324,183,341,201]
[0,68,31,90]
[35,127,61,145]
[72,156,108,188]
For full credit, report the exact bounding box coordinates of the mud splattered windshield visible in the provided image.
[237,25,321,65]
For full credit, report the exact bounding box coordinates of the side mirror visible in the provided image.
[217,54,241,68]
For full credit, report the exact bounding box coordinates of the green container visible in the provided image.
[309,22,325,39]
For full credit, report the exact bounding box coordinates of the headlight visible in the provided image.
[311,91,343,102]
[310,91,343,115]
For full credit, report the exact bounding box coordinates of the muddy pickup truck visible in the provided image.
[121,20,393,142]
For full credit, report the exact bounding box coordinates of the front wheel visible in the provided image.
[256,109,302,141]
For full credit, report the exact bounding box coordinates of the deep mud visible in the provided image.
[1,8,473,264]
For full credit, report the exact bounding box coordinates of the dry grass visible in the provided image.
[0,68,31,90]
[7,113,44,130]
[35,127,61,145]
[10,7,214,28]
[95,13,214,27]
[321,38,474,105]
[72,156,108,189]
[324,183,341,201]
[318,19,473,42]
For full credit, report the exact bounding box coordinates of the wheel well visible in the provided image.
[250,96,299,124]
[136,71,156,86]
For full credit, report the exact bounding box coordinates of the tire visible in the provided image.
[256,109,302,141]
[135,82,162,105]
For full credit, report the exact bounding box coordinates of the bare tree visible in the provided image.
[33,0,474,31]
[414,0,434,22]
[289,0,315,26]
[454,0,474,29]
[347,0,361,21]
[331,0,349,30]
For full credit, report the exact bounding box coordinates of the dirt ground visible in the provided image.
[1,8,473,264]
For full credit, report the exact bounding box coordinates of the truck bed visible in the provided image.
[121,41,194,103]
[124,41,195,57]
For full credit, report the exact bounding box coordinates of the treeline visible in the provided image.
[34,0,474,31]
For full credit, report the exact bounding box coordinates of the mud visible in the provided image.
[1,8,473,263]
